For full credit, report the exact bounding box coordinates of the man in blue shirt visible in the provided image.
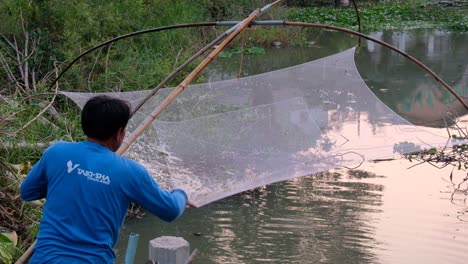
[21,95,192,263]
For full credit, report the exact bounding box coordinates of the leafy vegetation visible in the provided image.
[0,233,15,264]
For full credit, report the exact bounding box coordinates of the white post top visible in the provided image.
[148,236,190,264]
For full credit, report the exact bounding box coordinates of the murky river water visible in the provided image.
[115,29,468,263]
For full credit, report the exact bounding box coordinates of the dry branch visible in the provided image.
[16,63,61,133]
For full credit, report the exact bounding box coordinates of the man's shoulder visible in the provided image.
[119,156,147,172]
[45,141,77,154]
[50,140,77,147]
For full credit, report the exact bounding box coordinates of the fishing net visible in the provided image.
[63,48,464,207]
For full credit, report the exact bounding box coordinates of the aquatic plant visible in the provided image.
[219,47,266,58]
[288,2,468,32]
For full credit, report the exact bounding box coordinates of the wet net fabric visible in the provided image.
[63,48,462,207]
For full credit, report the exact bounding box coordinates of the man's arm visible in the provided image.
[20,154,48,201]
[126,165,188,222]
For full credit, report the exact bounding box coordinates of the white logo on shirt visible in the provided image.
[67,160,80,173]
[66,160,111,185]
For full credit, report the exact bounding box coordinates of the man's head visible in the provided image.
[82,95,131,151]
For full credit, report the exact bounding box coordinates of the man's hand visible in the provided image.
[186,200,197,208]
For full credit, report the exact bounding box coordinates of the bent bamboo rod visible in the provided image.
[117,0,286,155]
[49,21,289,92]
[49,22,287,115]
[283,21,468,111]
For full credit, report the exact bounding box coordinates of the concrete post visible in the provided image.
[148,236,190,264]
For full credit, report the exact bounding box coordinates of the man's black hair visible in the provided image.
[81,95,131,140]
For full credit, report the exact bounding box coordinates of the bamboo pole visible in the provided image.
[284,21,468,111]
[117,0,286,155]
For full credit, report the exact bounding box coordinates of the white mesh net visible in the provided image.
[63,48,464,206]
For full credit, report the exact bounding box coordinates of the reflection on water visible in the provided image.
[117,169,384,263]
[115,29,468,263]
[116,162,468,264]
[356,30,468,127]
[366,161,468,264]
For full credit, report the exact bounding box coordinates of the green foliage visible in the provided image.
[0,233,15,264]
[0,0,37,34]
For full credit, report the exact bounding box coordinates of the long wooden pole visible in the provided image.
[118,0,285,155]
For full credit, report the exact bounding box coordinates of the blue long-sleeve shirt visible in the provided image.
[21,141,187,264]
